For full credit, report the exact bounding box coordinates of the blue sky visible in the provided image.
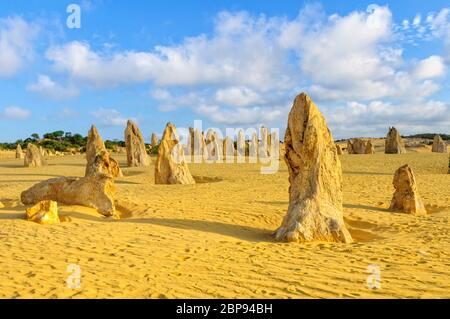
[1,0,450,142]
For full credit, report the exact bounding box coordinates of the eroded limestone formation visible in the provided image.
[432,135,447,153]
[16,144,24,159]
[237,130,245,157]
[86,150,123,178]
[223,137,235,161]
[347,139,374,154]
[336,144,343,155]
[258,126,270,158]
[21,174,116,217]
[151,133,159,148]
[385,127,406,154]
[24,144,46,167]
[389,164,427,215]
[85,125,122,178]
[274,93,352,243]
[155,123,195,185]
[125,120,150,167]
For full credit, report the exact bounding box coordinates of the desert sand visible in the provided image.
[0,146,449,299]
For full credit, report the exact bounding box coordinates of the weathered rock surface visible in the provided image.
[86,150,123,178]
[389,164,427,215]
[237,130,245,157]
[336,144,343,155]
[16,144,24,159]
[347,139,374,154]
[274,93,352,243]
[155,123,195,185]
[365,140,375,154]
[24,144,46,167]
[385,127,406,154]
[249,132,258,159]
[259,126,269,158]
[125,120,150,167]
[223,137,235,161]
[85,125,122,178]
[21,174,116,217]
[205,129,222,161]
[26,200,60,225]
[432,135,447,153]
[151,133,159,148]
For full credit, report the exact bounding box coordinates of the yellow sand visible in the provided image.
[0,151,449,299]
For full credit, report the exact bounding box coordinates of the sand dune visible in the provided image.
[0,152,449,298]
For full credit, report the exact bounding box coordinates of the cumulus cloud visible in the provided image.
[2,106,31,119]
[27,74,79,100]
[413,55,446,79]
[91,108,128,126]
[0,17,38,77]
[44,5,450,135]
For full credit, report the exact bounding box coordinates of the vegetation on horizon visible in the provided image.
[0,131,127,153]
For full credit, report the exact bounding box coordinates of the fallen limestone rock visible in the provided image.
[24,144,46,167]
[385,127,406,154]
[155,123,195,185]
[21,174,116,217]
[274,93,352,243]
[390,164,427,215]
[432,135,447,153]
[125,120,150,167]
[26,200,60,225]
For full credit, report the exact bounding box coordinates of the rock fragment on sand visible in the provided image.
[385,127,406,154]
[26,200,60,225]
[24,144,46,167]
[155,122,195,185]
[274,93,352,243]
[390,164,427,215]
[125,120,150,167]
[21,174,116,217]
[432,135,447,153]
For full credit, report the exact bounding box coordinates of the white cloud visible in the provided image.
[413,55,446,79]
[2,106,31,120]
[91,108,128,126]
[27,74,79,100]
[0,17,38,77]
[215,87,261,107]
[43,5,450,133]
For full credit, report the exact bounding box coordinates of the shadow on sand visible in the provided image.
[344,203,390,213]
[118,217,274,243]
